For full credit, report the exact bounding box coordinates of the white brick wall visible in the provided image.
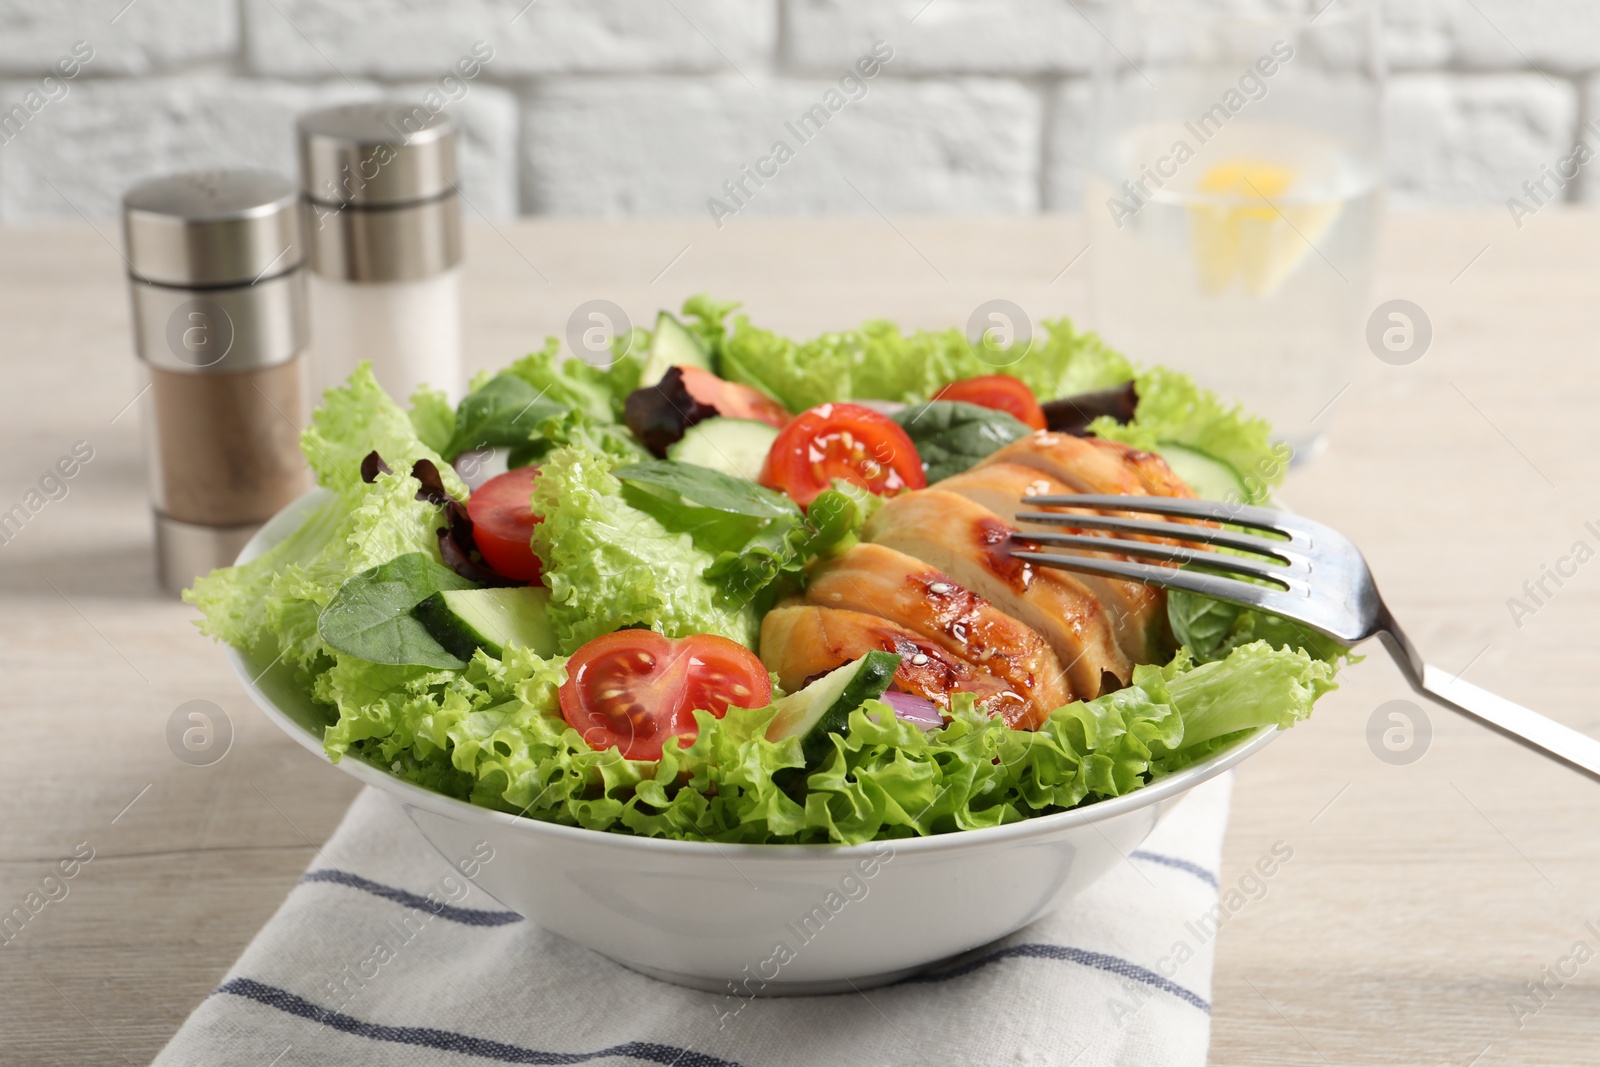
[1386,73,1577,206]
[784,0,1099,74]
[0,0,1594,221]
[242,0,775,78]
[522,74,1039,216]
[0,0,237,76]
[0,76,518,220]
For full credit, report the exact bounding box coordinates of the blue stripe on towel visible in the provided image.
[216,978,745,1066]
[904,943,1211,1013]
[1130,850,1221,889]
[299,870,524,927]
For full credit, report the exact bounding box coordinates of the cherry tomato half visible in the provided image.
[935,374,1047,431]
[465,465,544,583]
[677,365,791,429]
[759,402,926,508]
[558,630,772,761]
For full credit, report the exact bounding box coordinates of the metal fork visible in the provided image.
[1011,494,1600,783]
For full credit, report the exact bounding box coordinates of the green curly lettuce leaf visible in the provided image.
[407,384,457,457]
[1168,590,1351,667]
[528,445,759,652]
[708,305,1283,502]
[715,314,1133,411]
[185,364,454,670]
[322,639,1333,845]
[681,293,742,364]
[504,336,642,424]
[301,363,464,502]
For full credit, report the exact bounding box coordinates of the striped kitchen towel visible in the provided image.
[154,775,1238,1067]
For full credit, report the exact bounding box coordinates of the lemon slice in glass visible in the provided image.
[1189,160,1343,297]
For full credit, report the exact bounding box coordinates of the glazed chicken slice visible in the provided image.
[980,432,1149,497]
[805,543,1069,724]
[936,464,1166,665]
[760,602,1032,727]
[1084,437,1197,500]
[977,432,1203,544]
[862,490,1131,698]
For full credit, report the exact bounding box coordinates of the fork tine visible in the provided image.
[1009,530,1300,585]
[1022,493,1296,536]
[1013,510,1296,560]
[1009,549,1287,612]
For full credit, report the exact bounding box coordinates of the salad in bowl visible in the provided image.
[190,297,1341,851]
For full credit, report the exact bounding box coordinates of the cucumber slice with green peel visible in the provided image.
[414,586,558,661]
[639,312,712,386]
[767,650,901,768]
[667,417,780,483]
[1156,442,1249,502]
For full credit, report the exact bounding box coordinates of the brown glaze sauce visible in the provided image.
[910,571,1039,696]
[973,515,1032,591]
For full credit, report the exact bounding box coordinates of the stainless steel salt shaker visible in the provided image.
[298,103,464,402]
[122,169,310,595]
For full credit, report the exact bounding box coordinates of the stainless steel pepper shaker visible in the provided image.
[298,102,464,402]
[122,169,310,595]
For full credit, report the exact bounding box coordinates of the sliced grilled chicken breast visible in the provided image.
[760,602,1031,725]
[805,543,1069,724]
[1081,436,1197,499]
[936,463,1165,665]
[980,432,1149,496]
[977,432,1203,545]
[862,490,1130,698]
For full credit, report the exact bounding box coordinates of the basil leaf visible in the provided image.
[892,400,1032,482]
[444,373,567,459]
[318,552,478,668]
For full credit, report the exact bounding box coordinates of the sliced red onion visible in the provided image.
[881,690,944,730]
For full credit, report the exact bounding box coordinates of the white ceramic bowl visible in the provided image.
[230,490,1276,994]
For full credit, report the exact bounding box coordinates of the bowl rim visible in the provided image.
[230,487,1278,860]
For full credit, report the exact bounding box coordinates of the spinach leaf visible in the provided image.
[318,552,478,668]
[891,400,1033,482]
[613,459,797,520]
[613,460,855,609]
[443,373,567,460]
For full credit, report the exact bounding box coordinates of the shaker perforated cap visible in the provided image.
[122,169,303,288]
[298,103,458,207]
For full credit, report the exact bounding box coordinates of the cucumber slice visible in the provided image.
[767,650,900,768]
[639,312,712,386]
[1157,442,1248,502]
[414,586,557,661]
[667,417,779,483]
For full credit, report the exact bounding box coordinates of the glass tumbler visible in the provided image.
[1084,0,1384,461]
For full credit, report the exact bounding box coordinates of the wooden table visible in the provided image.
[2,213,1597,1065]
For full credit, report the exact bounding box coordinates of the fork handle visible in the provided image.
[1377,625,1600,782]
[1411,665,1600,783]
